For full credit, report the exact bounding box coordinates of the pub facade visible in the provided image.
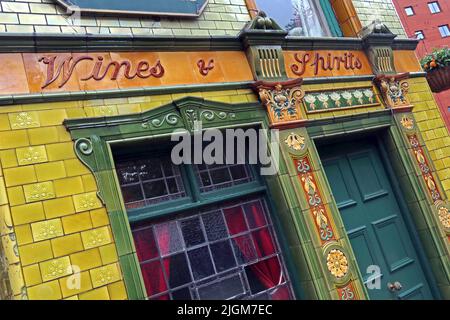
[0,0,449,300]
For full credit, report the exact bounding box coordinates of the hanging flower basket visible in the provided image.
[425,66,450,93]
[421,47,450,93]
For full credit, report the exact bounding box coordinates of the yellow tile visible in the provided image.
[66,108,86,119]
[7,262,24,295]
[7,186,26,210]
[16,145,48,166]
[37,109,67,127]
[99,243,118,265]
[43,196,75,219]
[51,233,83,257]
[0,205,12,236]
[23,264,42,286]
[4,165,36,187]
[89,263,121,288]
[0,130,29,150]
[15,223,33,245]
[23,181,55,203]
[81,174,97,192]
[56,126,72,142]
[40,256,72,282]
[7,186,26,206]
[0,177,7,205]
[8,111,40,129]
[62,212,93,234]
[90,208,109,227]
[0,149,18,168]
[64,159,91,176]
[28,127,59,145]
[70,248,102,271]
[11,202,45,225]
[59,270,93,297]
[79,286,110,300]
[2,233,19,264]
[64,295,79,300]
[73,192,102,213]
[81,226,112,249]
[0,114,11,131]
[18,240,53,266]
[35,161,66,181]
[46,142,76,161]
[108,281,127,300]
[31,218,64,241]
[54,176,84,197]
[27,280,62,300]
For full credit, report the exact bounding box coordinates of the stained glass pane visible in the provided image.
[132,227,159,262]
[181,217,205,248]
[131,198,294,300]
[154,222,184,256]
[202,211,228,241]
[210,240,236,272]
[188,246,215,280]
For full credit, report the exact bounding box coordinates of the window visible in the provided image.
[404,6,415,16]
[428,2,441,13]
[438,25,450,37]
[254,0,333,36]
[114,145,295,300]
[415,30,425,40]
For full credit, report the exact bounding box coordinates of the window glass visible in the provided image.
[116,153,186,209]
[428,2,441,13]
[404,7,414,16]
[415,30,425,40]
[254,0,331,36]
[131,198,294,300]
[438,25,450,37]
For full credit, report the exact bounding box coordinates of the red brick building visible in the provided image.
[393,0,450,127]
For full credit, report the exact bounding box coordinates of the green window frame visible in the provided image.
[64,96,302,300]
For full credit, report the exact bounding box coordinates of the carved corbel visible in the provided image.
[374,73,411,110]
[253,78,305,125]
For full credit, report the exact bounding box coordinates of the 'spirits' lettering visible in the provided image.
[291,52,363,76]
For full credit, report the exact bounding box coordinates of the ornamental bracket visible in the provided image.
[373,73,412,110]
[253,78,305,126]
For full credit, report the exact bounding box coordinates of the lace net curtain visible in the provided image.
[255,0,328,37]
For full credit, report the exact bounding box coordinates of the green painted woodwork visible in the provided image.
[64,96,314,300]
[318,138,434,300]
[306,111,449,299]
[319,0,344,37]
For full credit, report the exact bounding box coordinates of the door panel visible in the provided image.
[319,138,433,300]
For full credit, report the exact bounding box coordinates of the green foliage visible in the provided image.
[420,47,450,72]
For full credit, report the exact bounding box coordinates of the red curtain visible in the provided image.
[225,203,284,295]
[134,224,171,298]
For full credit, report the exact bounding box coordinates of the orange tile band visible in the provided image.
[0,50,419,97]
[0,51,254,96]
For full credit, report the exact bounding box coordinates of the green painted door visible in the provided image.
[318,138,434,300]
